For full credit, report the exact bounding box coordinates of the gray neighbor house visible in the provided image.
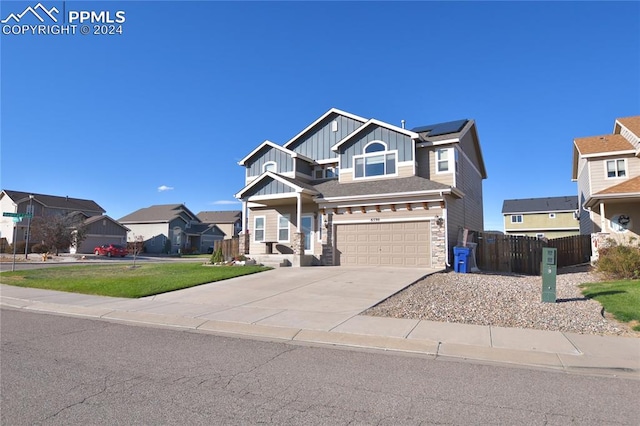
[118,204,225,254]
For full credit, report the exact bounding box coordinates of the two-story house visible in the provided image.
[572,116,640,254]
[234,108,487,268]
[197,210,242,239]
[119,204,225,254]
[502,196,579,239]
[0,189,128,254]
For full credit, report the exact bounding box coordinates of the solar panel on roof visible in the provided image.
[411,125,436,133]
[428,119,468,137]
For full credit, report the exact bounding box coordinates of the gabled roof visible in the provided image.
[412,119,470,142]
[235,171,318,199]
[1,189,105,213]
[615,116,640,137]
[119,204,199,223]
[331,118,419,152]
[502,196,578,214]
[197,210,241,224]
[185,223,226,237]
[283,108,368,149]
[83,215,130,231]
[573,134,635,156]
[314,176,454,200]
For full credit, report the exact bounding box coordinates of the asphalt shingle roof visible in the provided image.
[2,190,105,213]
[574,134,634,155]
[197,210,241,224]
[617,116,640,136]
[314,176,450,198]
[502,196,578,214]
[119,204,197,223]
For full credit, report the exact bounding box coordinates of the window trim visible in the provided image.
[263,161,277,173]
[353,141,398,180]
[436,147,458,174]
[511,215,523,223]
[277,214,290,243]
[253,216,266,242]
[605,158,627,179]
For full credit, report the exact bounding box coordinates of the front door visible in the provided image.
[301,215,313,254]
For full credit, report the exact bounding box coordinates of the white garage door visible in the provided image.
[336,221,431,267]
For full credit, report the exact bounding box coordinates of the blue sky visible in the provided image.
[1,1,639,231]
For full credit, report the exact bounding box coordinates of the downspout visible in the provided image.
[441,191,450,268]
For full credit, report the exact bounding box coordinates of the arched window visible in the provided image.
[354,141,396,178]
[263,161,276,173]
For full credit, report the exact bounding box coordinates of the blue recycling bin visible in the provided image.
[453,247,471,273]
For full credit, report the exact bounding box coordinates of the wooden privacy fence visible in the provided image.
[476,233,591,275]
[212,237,239,260]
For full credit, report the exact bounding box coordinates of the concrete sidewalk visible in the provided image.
[1,267,638,379]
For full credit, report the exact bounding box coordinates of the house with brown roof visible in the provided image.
[572,116,640,255]
[234,108,487,268]
[196,210,242,238]
[119,204,225,254]
[0,189,128,253]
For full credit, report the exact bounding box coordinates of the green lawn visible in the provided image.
[0,263,271,298]
[580,280,640,331]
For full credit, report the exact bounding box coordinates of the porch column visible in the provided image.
[296,193,302,232]
[292,193,305,267]
[242,200,248,234]
[239,199,250,255]
[599,202,606,232]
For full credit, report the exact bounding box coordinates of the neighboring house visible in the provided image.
[119,204,225,254]
[0,189,126,253]
[197,210,242,238]
[572,116,640,253]
[502,196,579,239]
[234,107,487,268]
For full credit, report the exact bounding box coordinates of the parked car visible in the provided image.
[94,244,128,257]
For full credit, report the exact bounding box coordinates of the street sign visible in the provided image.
[3,212,33,218]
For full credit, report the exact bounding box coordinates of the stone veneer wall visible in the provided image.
[430,220,446,268]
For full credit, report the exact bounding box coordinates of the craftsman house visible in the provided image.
[235,108,487,268]
[572,115,640,254]
[502,196,580,239]
[119,204,225,254]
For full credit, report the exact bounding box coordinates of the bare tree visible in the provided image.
[127,234,144,267]
[30,213,88,255]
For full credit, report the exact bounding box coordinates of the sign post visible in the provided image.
[3,212,33,271]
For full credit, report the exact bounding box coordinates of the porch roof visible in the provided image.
[584,176,640,208]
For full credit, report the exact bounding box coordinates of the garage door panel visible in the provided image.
[336,221,431,267]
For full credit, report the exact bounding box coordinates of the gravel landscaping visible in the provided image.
[364,265,639,337]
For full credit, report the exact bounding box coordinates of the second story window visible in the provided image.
[436,148,458,173]
[606,159,626,178]
[511,215,523,223]
[354,142,397,179]
[263,161,277,173]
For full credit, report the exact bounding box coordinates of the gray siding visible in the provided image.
[87,219,126,236]
[458,129,481,172]
[296,158,313,176]
[339,125,413,168]
[415,147,430,179]
[246,146,294,177]
[247,177,295,197]
[289,113,364,161]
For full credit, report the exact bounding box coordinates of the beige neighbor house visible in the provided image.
[0,189,128,254]
[572,116,640,259]
[234,108,487,268]
[119,204,225,254]
[502,196,579,239]
[196,210,242,238]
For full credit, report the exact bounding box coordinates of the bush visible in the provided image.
[211,247,224,264]
[596,240,640,280]
[32,243,49,253]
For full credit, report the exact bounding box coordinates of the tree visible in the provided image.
[30,212,88,255]
[127,234,145,267]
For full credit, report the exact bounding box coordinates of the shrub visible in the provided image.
[596,239,640,280]
[32,243,49,253]
[211,247,224,264]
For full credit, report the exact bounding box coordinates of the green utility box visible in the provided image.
[541,247,557,303]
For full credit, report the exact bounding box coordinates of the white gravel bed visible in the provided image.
[364,266,638,337]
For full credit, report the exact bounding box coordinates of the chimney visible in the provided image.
[401,120,406,129]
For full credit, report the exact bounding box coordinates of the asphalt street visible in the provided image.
[2,308,639,425]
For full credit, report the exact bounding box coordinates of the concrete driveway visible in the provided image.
[144,266,436,331]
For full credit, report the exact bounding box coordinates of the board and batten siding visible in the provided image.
[246,146,294,177]
[288,113,364,161]
[338,125,413,169]
[246,177,295,197]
